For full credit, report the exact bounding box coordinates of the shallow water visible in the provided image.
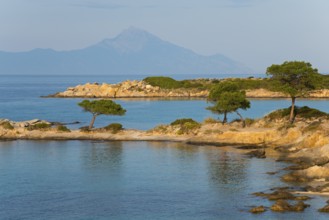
[1,140,328,219]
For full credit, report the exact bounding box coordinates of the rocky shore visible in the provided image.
[2,114,329,213]
[47,80,329,98]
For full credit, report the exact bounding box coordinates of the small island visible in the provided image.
[47,75,329,99]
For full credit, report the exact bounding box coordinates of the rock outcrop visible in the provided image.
[50,80,208,98]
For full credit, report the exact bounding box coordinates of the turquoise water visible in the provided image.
[1,75,329,219]
[1,140,328,220]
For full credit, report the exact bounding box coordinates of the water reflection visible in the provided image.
[1,140,327,219]
[147,141,199,160]
[206,149,247,188]
[82,141,123,170]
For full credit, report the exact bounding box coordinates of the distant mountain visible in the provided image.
[0,27,252,75]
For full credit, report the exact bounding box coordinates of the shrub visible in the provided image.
[143,76,182,89]
[170,118,200,135]
[266,106,329,121]
[150,125,168,133]
[203,117,220,124]
[103,123,123,133]
[0,121,14,130]
[27,123,51,130]
[171,118,198,126]
[244,118,255,127]
[297,106,329,119]
[57,125,71,132]
[80,126,91,132]
[143,76,206,89]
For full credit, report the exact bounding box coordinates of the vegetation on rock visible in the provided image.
[57,125,71,132]
[103,123,123,133]
[79,126,91,132]
[170,118,200,135]
[143,76,206,89]
[266,106,329,122]
[27,122,51,131]
[0,121,14,130]
[203,117,220,124]
[78,99,126,129]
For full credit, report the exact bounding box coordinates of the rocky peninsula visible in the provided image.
[2,110,329,185]
[47,79,329,98]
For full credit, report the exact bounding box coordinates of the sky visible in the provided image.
[0,0,328,73]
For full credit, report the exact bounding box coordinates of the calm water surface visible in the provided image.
[1,75,329,219]
[1,140,328,220]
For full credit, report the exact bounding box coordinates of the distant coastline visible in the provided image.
[47,77,329,99]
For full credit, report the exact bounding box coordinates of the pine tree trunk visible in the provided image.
[236,111,245,128]
[89,114,97,130]
[222,111,228,124]
[289,97,296,124]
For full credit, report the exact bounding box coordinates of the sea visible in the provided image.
[1,74,329,219]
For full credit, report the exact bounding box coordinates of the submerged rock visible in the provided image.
[253,189,311,201]
[246,149,266,158]
[271,200,310,212]
[319,204,329,212]
[249,206,266,214]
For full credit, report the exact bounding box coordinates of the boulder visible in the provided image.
[249,206,266,214]
[271,200,309,212]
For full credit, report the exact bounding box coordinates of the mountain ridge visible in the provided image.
[0,27,253,75]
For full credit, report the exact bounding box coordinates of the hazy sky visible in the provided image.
[0,0,328,73]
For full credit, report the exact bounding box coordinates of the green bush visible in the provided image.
[210,78,278,91]
[57,125,71,132]
[103,123,123,133]
[143,76,207,89]
[80,126,91,132]
[266,106,329,121]
[266,108,291,121]
[297,106,329,119]
[171,118,198,126]
[143,74,329,91]
[203,117,220,124]
[244,118,255,127]
[0,121,14,130]
[170,118,200,135]
[183,122,201,130]
[149,124,168,133]
[27,123,51,130]
[143,76,182,89]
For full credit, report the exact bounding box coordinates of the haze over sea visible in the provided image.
[1,74,329,219]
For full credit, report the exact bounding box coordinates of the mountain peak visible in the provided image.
[98,27,162,53]
[117,26,151,38]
